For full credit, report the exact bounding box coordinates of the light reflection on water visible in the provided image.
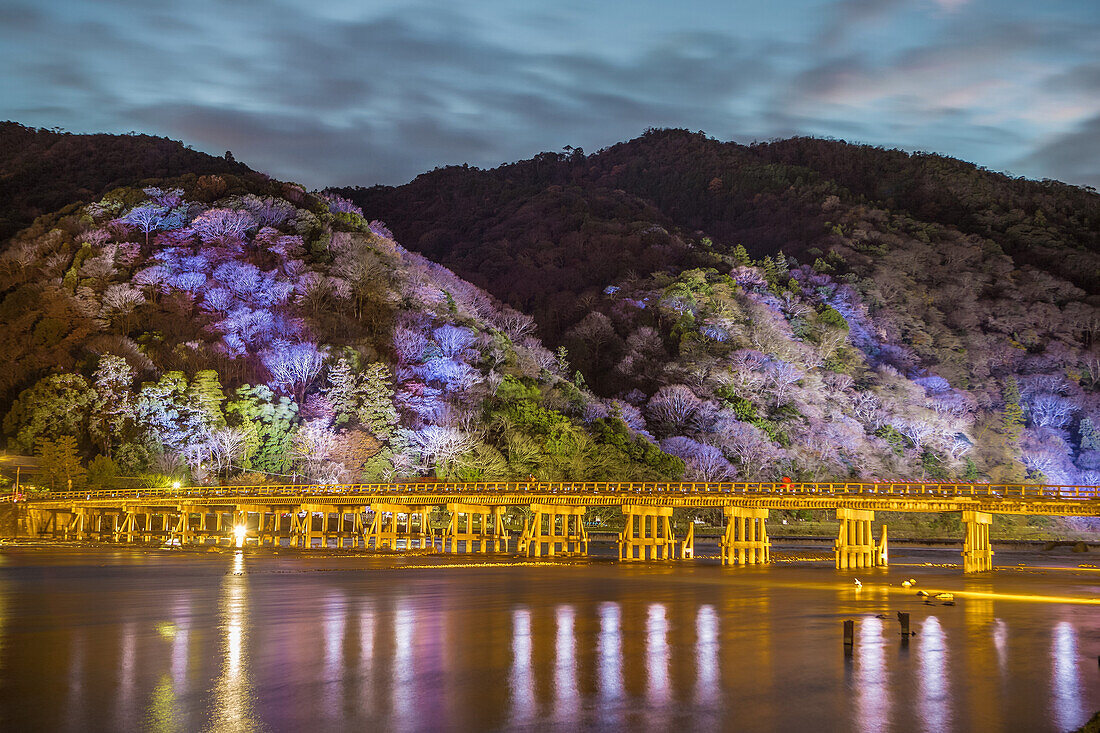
[509,607,534,726]
[1052,621,1082,732]
[694,604,718,708]
[553,605,579,721]
[855,616,889,733]
[0,549,1097,732]
[918,616,950,733]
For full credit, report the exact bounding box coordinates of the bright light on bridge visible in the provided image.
[234,525,247,548]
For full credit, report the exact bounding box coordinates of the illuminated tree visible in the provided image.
[35,435,86,491]
[262,340,326,401]
[3,373,95,453]
[89,355,136,457]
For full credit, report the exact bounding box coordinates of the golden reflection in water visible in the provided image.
[918,616,951,733]
[854,617,889,733]
[645,604,670,706]
[147,600,190,733]
[205,551,259,733]
[553,605,579,721]
[509,607,535,726]
[1051,621,1082,732]
[694,604,719,708]
[963,594,1000,730]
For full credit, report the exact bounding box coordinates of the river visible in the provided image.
[0,544,1096,732]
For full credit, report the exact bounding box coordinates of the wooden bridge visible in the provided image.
[10,481,1099,573]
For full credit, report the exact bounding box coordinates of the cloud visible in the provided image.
[1,0,1098,190]
[1015,114,1100,189]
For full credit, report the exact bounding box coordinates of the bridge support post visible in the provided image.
[445,504,509,553]
[681,522,695,559]
[366,504,434,550]
[721,506,770,565]
[834,508,884,569]
[519,504,587,557]
[962,510,993,573]
[618,505,676,561]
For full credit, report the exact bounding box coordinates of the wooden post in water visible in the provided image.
[843,619,854,654]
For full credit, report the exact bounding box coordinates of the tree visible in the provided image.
[1001,377,1026,443]
[646,385,701,433]
[226,385,299,475]
[324,355,362,426]
[35,436,86,491]
[89,355,136,457]
[358,363,400,439]
[86,454,119,489]
[262,340,326,401]
[4,373,95,453]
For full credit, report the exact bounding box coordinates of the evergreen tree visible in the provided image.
[358,363,399,440]
[1079,417,1100,451]
[324,355,362,426]
[3,374,95,454]
[89,355,136,457]
[35,436,86,491]
[187,370,226,430]
[731,243,751,266]
[226,385,299,474]
[1002,377,1025,442]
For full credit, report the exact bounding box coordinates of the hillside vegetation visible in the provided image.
[0,122,254,241]
[0,177,681,489]
[336,129,1100,486]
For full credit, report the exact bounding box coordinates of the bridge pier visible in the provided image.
[366,503,433,550]
[721,506,770,565]
[834,508,886,569]
[962,510,994,573]
[618,505,677,560]
[519,504,587,557]
[445,504,509,553]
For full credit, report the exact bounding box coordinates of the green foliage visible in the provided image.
[920,449,948,479]
[4,373,95,453]
[35,435,86,491]
[591,418,685,479]
[225,385,298,474]
[187,370,226,430]
[731,244,751,266]
[816,305,848,331]
[963,457,979,481]
[86,454,119,489]
[358,363,399,440]
[875,425,907,456]
[1001,377,1025,443]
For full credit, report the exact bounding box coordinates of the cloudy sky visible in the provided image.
[2,0,1098,190]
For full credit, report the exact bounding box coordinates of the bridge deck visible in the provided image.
[15,481,1100,516]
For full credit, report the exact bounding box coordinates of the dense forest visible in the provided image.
[335,128,1100,486]
[0,122,255,241]
[2,126,1099,490]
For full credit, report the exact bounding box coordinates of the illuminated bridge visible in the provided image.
[12,481,1100,573]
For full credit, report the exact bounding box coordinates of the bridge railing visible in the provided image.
[18,481,1099,505]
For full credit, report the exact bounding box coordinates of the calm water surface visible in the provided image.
[0,545,1097,732]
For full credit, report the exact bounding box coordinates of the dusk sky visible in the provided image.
[2,0,1098,190]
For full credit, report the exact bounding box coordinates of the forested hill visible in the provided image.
[5,126,1100,491]
[0,122,255,241]
[332,128,1100,487]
